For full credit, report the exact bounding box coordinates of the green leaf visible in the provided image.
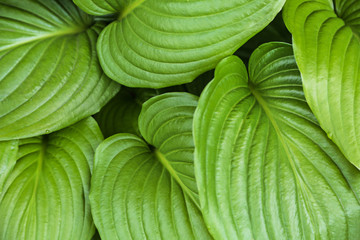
[194,42,360,239]
[0,140,18,193]
[0,0,120,140]
[90,93,212,239]
[283,0,360,168]
[0,117,103,240]
[74,0,285,88]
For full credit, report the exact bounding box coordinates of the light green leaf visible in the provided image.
[0,0,120,140]
[90,93,212,239]
[194,42,360,240]
[0,117,103,240]
[283,0,360,168]
[74,0,285,88]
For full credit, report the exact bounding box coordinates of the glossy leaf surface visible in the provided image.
[90,93,212,239]
[0,118,103,240]
[74,0,285,88]
[0,0,120,140]
[283,0,360,168]
[194,43,360,239]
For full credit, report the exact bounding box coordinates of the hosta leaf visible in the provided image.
[0,140,18,193]
[0,0,120,140]
[283,0,360,168]
[90,93,212,239]
[0,117,103,240]
[74,0,285,88]
[194,43,360,240]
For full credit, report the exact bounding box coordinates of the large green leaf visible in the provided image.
[0,0,120,140]
[73,0,285,88]
[194,43,360,239]
[0,117,103,240]
[283,0,360,168]
[90,93,212,239]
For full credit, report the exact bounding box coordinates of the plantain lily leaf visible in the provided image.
[73,0,285,88]
[194,42,360,239]
[0,117,103,240]
[283,0,360,168]
[0,0,120,140]
[90,93,212,239]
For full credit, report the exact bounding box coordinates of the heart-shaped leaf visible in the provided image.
[0,0,120,140]
[194,43,360,239]
[283,0,360,168]
[0,118,103,239]
[90,93,212,239]
[74,0,285,88]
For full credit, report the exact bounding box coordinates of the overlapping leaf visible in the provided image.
[283,0,360,168]
[235,12,291,63]
[194,43,360,239]
[0,118,103,240]
[0,0,120,140]
[73,0,285,88]
[90,93,212,239]
[94,87,158,138]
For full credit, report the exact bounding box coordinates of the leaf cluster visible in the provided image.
[0,0,359,239]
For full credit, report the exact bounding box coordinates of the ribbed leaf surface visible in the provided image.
[0,140,18,193]
[90,93,212,239]
[0,118,103,240]
[194,43,360,240]
[0,0,120,140]
[74,0,285,88]
[94,88,158,138]
[283,0,360,168]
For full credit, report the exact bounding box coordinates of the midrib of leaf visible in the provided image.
[249,83,321,232]
[154,149,200,209]
[118,0,146,20]
[248,84,296,169]
[350,26,360,41]
[0,26,89,52]
[23,136,47,221]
